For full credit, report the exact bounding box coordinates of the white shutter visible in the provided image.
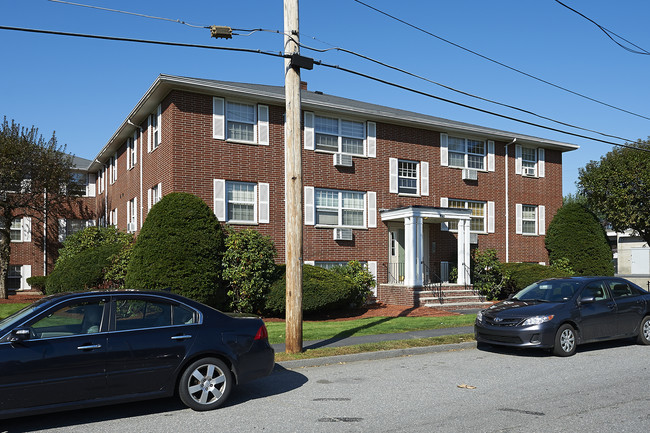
[367,121,377,158]
[367,191,377,228]
[126,201,131,231]
[147,116,152,153]
[487,201,495,233]
[213,179,226,221]
[148,188,152,211]
[389,158,398,193]
[538,148,545,178]
[213,97,225,140]
[367,261,378,295]
[420,161,429,196]
[516,203,523,234]
[258,104,269,145]
[304,112,315,150]
[440,197,449,231]
[156,104,162,146]
[304,186,315,225]
[133,130,138,165]
[58,218,66,242]
[515,144,522,175]
[86,173,96,197]
[22,265,31,290]
[259,182,270,223]
[440,133,449,166]
[133,197,137,229]
[538,205,546,235]
[487,140,495,172]
[22,217,31,242]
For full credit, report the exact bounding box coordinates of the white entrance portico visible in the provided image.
[380,205,473,287]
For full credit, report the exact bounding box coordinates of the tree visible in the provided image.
[578,139,650,245]
[545,203,614,276]
[0,117,85,299]
[125,193,227,307]
[222,228,277,313]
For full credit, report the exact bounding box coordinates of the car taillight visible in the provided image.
[254,324,268,340]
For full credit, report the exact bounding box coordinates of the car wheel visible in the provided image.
[637,316,650,345]
[553,324,577,357]
[178,357,232,411]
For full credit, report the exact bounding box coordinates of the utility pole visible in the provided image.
[284,0,303,354]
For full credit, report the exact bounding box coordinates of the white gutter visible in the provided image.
[505,138,517,262]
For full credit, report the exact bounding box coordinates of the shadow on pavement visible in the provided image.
[476,337,639,357]
[1,365,307,432]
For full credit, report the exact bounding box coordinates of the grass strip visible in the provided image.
[274,333,475,362]
[266,315,476,344]
[0,303,30,319]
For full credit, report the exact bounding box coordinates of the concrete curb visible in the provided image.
[276,341,477,369]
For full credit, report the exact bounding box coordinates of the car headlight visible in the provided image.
[476,311,483,322]
[521,315,554,326]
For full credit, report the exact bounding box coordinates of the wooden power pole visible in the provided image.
[284,0,303,353]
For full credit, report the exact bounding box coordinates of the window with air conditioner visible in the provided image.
[315,189,365,228]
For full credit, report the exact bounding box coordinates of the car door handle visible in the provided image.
[77,344,102,350]
[171,335,192,341]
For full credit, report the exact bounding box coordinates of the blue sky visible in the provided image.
[1,0,649,196]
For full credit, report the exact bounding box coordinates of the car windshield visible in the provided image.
[0,298,51,333]
[513,280,581,302]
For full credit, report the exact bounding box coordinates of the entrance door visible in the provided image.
[388,228,405,283]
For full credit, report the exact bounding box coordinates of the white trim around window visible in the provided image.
[303,111,376,158]
[58,219,95,242]
[389,158,429,196]
[7,264,31,291]
[148,104,162,152]
[516,203,546,235]
[443,198,491,233]
[305,187,368,228]
[8,217,31,243]
[440,133,494,172]
[212,97,269,145]
[148,183,162,211]
[213,179,270,224]
[516,145,545,178]
[126,197,138,233]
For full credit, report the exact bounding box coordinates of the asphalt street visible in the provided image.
[3,338,649,433]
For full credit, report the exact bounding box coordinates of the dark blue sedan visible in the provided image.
[475,277,650,356]
[0,291,274,419]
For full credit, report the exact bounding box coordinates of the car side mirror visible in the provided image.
[579,296,596,304]
[9,328,31,342]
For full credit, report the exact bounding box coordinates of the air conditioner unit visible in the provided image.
[470,233,479,244]
[333,228,353,241]
[127,222,136,233]
[462,168,478,180]
[523,167,536,177]
[333,153,353,167]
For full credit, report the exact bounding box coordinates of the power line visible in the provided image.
[0,24,645,152]
[294,37,636,143]
[351,0,650,122]
[316,60,649,152]
[48,0,209,29]
[553,0,650,55]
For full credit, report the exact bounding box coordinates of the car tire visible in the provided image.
[553,324,577,357]
[637,316,650,345]
[178,357,232,411]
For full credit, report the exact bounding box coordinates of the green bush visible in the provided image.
[501,262,573,298]
[545,202,614,276]
[104,242,134,288]
[222,229,277,313]
[265,265,356,316]
[125,193,227,307]
[26,275,48,291]
[330,261,375,307]
[471,249,508,300]
[46,243,122,294]
[56,226,132,270]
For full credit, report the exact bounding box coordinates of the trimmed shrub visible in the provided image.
[222,229,277,313]
[26,275,48,291]
[125,193,227,307]
[330,261,375,307]
[471,249,508,300]
[56,226,132,270]
[501,262,573,298]
[545,202,614,276]
[46,243,122,294]
[265,265,356,316]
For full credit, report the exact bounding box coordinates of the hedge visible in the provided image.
[501,262,573,298]
[46,243,122,294]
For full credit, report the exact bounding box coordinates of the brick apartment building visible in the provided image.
[8,74,578,305]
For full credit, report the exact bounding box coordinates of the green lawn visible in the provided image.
[265,314,476,345]
[0,303,30,320]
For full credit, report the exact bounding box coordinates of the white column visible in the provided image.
[463,219,471,285]
[415,216,423,287]
[404,216,416,287]
[457,219,466,285]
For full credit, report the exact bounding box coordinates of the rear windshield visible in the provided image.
[513,280,582,302]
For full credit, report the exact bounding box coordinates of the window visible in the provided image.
[315,189,365,228]
[149,183,162,210]
[447,200,486,232]
[149,104,161,151]
[10,219,22,242]
[110,208,117,227]
[29,300,105,338]
[109,153,117,184]
[59,219,90,242]
[114,299,196,331]
[448,136,485,170]
[227,182,256,223]
[314,261,367,270]
[227,101,256,142]
[127,198,137,233]
[127,132,137,170]
[522,147,536,174]
[7,265,22,290]
[516,145,545,177]
[315,115,365,155]
[398,160,418,195]
[521,205,537,235]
